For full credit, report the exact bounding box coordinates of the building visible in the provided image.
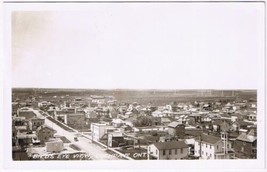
[66,113,87,130]
[90,95,106,104]
[185,139,195,156]
[194,134,234,159]
[107,132,124,147]
[28,116,45,131]
[46,138,64,153]
[167,121,185,138]
[91,123,115,142]
[36,125,56,144]
[17,108,36,120]
[112,118,124,128]
[233,130,257,159]
[16,132,38,147]
[248,114,257,121]
[147,141,189,160]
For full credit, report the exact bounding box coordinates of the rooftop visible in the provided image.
[199,134,221,144]
[152,141,188,150]
[236,133,257,142]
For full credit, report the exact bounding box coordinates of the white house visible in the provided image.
[91,123,115,142]
[194,134,234,159]
[147,141,189,160]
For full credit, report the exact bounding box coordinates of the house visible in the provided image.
[188,113,202,125]
[12,102,20,115]
[152,111,163,117]
[85,110,98,119]
[46,138,64,153]
[247,114,257,121]
[233,130,257,159]
[147,141,189,160]
[13,116,27,126]
[90,95,106,104]
[185,138,195,155]
[28,116,45,131]
[235,120,251,130]
[91,123,116,142]
[212,120,231,133]
[107,132,124,147]
[168,121,185,138]
[194,134,234,159]
[152,117,161,126]
[16,132,38,147]
[36,125,56,144]
[109,107,119,118]
[66,113,87,130]
[112,118,124,128]
[38,101,50,108]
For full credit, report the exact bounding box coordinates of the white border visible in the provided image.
[1,1,266,172]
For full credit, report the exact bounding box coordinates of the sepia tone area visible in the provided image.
[12,88,257,160]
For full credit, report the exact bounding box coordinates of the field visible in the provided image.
[12,88,257,106]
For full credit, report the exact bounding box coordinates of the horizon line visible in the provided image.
[11,87,257,91]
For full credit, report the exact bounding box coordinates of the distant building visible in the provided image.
[168,121,185,138]
[90,95,106,104]
[147,141,189,160]
[233,130,257,159]
[248,114,257,121]
[66,113,87,130]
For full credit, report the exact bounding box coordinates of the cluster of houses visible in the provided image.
[12,93,257,160]
[12,107,87,160]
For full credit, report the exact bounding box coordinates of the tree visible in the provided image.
[133,116,153,127]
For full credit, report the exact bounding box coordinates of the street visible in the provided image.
[33,109,122,160]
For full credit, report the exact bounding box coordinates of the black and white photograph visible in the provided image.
[1,1,266,172]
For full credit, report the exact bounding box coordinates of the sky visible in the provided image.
[11,3,264,89]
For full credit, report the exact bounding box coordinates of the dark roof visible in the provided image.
[199,134,221,144]
[153,141,188,150]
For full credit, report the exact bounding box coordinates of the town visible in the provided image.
[12,89,257,160]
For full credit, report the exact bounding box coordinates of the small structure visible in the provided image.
[233,130,257,159]
[147,141,189,160]
[46,138,64,153]
[91,123,115,142]
[194,134,234,159]
[108,132,124,147]
[185,138,195,155]
[17,108,36,120]
[168,121,185,138]
[28,116,45,131]
[36,125,56,144]
[111,118,124,128]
